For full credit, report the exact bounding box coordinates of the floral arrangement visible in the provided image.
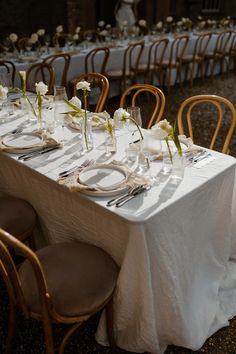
[64,80,91,149]
[150,119,182,160]
[0,85,8,101]
[113,107,143,141]
[35,81,48,129]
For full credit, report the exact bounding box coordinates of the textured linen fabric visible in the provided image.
[0,112,236,353]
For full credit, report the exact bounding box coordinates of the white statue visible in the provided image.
[115,0,141,28]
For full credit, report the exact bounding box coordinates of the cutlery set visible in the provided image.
[18,146,59,161]
[58,159,95,178]
[106,185,149,207]
[186,149,212,164]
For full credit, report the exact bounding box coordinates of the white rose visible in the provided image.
[35,81,48,96]
[166,16,173,23]
[106,24,111,29]
[0,85,8,101]
[98,21,105,27]
[75,26,81,33]
[121,20,128,27]
[113,108,130,128]
[73,33,79,40]
[69,96,82,109]
[37,28,45,36]
[76,80,91,91]
[29,33,38,44]
[177,21,182,27]
[139,19,147,27]
[151,119,172,139]
[56,25,63,33]
[9,33,18,43]
[156,21,163,29]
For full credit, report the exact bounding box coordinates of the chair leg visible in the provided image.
[6,301,17,353]
[105,297,116,348]
[42,315,55,354]
[59,323,81,354]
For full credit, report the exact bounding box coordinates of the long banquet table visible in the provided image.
[2,31,229,95]
[1,112,236,354]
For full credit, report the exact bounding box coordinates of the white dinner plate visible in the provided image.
[78,164,128,196]
[2,132,43,150]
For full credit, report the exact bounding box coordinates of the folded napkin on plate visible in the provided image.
[58,160,151,192]
[0,131,61,153]
[65,111,110,131]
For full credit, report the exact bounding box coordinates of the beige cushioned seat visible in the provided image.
[0,196,36,241]
[19,242,119,316]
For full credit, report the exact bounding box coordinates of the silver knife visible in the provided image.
[22,146,59,161]
[194,152,211,164]
[115,186,149,207]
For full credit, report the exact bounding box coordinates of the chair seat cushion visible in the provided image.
[0,197,36,240]
[19,242,119,317]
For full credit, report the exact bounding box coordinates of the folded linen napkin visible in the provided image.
[65,111,110,131]
[0,131,61,154]
[58,160,151,193]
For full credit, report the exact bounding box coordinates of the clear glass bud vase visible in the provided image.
[81,117,94,155]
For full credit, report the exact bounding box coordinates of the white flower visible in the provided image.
[98,20,105,27]
[56,25,63,33]
[69,96,82,109]
[197,15,202,21]
[139,19,147,27]
[166,16,173,23]
[75,26,81,33]
[106,24,111,29]
[73,33,79,40]
[121,20,128,27]
[37,28,45,36]
[35,81,48,96]
[0,85,8,101]
[19,71,26,81]
[156,21,163,29]
[100,30,108,36]
[150,119,172,139]
[177,21,182,27]
[113,108,130,128]
[29,33,38,44]
[9,33,18,43]
[76,80,91,91]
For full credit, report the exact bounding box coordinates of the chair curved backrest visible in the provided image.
[0,60,16,87]
[170,35,189,64]
[85,47,110,74]
[72,72,109,112]
[142,38,169,84]
[120,84,165,128]
[124,41,144,78]
[42,53,71,87]
[194,32,212,59]
[26,62,55,95]
[0,227,118,353]
[177,94,236,154]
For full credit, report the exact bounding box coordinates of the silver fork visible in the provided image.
[58,159,95,178]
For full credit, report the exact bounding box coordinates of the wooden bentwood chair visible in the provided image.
[72,72,109,112]
[85,47,110,74]
[120,83,165,128]
[105,41,144,92]
[0,60,16,87]
[0,228,119,354]
[26,62,55,95]
[0,196,36,247]
[177,94,236,154]
[42,53,71,87]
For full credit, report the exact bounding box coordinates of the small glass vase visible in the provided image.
[80,117,94,155]
[104,131,117,157]
[171,152,185,182]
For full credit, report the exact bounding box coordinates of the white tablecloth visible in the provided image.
[1,113,236,354]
